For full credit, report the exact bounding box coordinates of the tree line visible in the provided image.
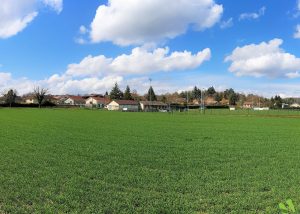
[0,84,296,108]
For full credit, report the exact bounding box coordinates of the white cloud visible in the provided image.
[225,38,300,78]
[0,73,12,85]
[45,75,123,95]
[239,6,266,21]
[89,0,223,46]
[66,47,211,77]
[0,72,36,95]
[294,24,300,39]
[0,46,210,95]
[0,0,63,39]
[42,0,63,13]
[79,25,88,35]
[220,18,233,29]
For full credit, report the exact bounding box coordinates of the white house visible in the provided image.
[107,100,139,111]
[64,96,86,106]
[85,97,110,108]
[24,96,38,104]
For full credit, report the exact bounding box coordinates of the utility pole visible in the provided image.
[149,78,152,112]
[186,91,189,112]
[201,88,205,114]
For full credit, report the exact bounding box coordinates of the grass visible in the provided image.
[0,108,300,213]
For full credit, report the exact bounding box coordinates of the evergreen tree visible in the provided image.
[272,95,283,108]
[146,86,157,101]
[192,86,201,100]
[161,95,167,103]
[214,93,222,103]
[207,86,216,96]
[229,93,238,105]
[224,88,235,99]
[109,83,123,100]
[123,85,133,100]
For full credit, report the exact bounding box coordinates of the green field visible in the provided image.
[0,109,300,213]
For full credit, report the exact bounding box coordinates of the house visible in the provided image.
[107,100,139,111]
[140,101,168,112]
[192,99,200,105]
[243,101,254,109]
[64,96,86,106]
[24,95,38,104]
[205,97,218,106]
[85,97,110,108]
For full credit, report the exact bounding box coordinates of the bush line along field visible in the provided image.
[0,109,300,213]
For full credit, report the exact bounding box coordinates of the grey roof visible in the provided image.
[140,101,167,106]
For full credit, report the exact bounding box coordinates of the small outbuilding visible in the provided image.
[107,100,139,111]
[140,101,168,112]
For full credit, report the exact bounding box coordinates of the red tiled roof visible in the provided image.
[90,97,110,102]
[90,97,110,103]
[68,96,85,102]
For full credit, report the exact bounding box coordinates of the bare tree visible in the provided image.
[33,87,48,108]
[3,89,17,107]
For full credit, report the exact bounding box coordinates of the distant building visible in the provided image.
[243,101,254,109]
[24,96,38,104]
[85,97,110,108]
[64,96,85,106]
[205,97,218,106]
[281,103,289,109]
[107,100,139,111]
[140,101,168,112]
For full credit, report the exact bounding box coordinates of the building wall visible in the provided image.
[25,99,37,104]
[107,101,120,111]
[64,98,74,105]
[120,104,139,111]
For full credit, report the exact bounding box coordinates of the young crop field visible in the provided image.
[0,109,300,213]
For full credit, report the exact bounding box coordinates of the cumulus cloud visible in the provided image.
[88,0,223,46]
[66,47,211,77]
[0,47,210,95]
[0,0,63,39]
[225,38,300,78]
[42,0,63,13]
[239,6,266,21]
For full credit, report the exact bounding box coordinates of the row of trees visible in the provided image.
[1,84,291,108]
[2,87,48,108]
[109,83,157,101]
[178,86,239,105]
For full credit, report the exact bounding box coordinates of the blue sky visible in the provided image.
[1,0,300,96]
